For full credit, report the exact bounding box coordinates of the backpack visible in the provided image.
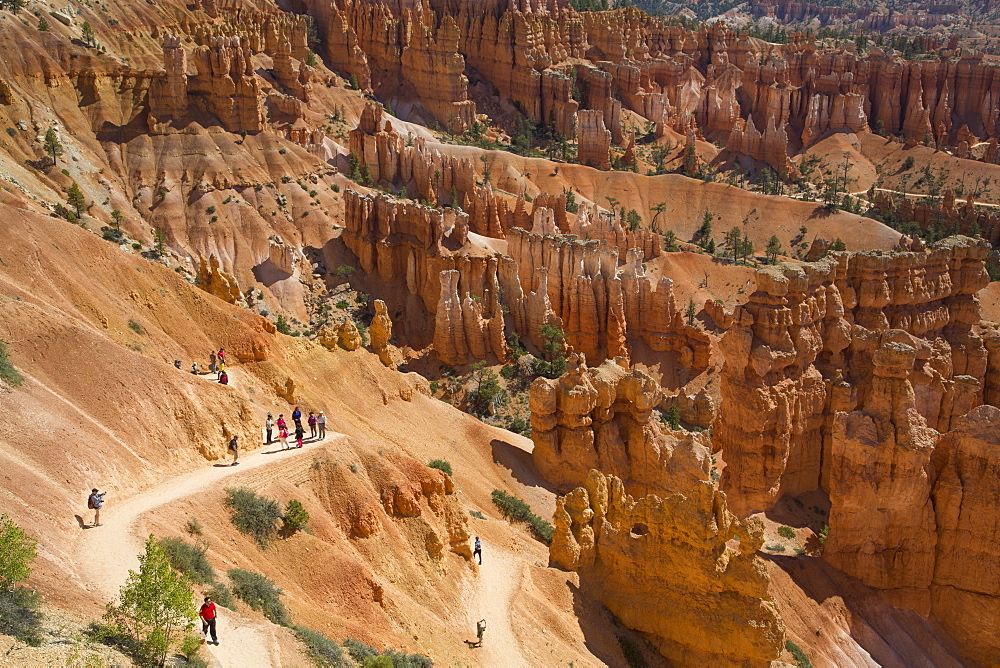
[87,494,96,509]
[228,438,237,451]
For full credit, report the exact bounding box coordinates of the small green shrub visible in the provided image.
[331,184,340,192]
[343,639,431,668]
[158,537,214,585]
[0,342,24,387]
[902,156,915,171]
[428,459,453,477]
[224,487,282,548]
[180,633,204,660]
[185,518,203,536]
[0,514,37,588]
[5,127,16,138]
[127,319,144,336]
[205,582,235,610]
[469,510,486,520]
[777,526,796,540]
[785,639,813,668]
[491,490,553,544]
[335,300,350,310]
[228,569,290,626]
[282,500,310,535]
[294,626,344,666]
[766,543,786,552]
[0,586,44,646]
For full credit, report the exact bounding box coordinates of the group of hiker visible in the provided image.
[173,348,229,384]
[264,406,327,450]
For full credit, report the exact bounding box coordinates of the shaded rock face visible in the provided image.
[535,355,785,666]
[551,471,784,666]
[715,236,992,517]
[825,372,1000,663]
[576,109,612,169]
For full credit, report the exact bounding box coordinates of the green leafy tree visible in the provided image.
[650,202,667,232]
[110,209,124,230]
[37,16,48,31]
[662,229,678,252]
[765,235,783,264]
[829,238,847,251]
[663,404,680,430]
[685,298,697,326]
[43,127,63,166]
[282,500,310,535]
[0,514,37,588]
[625,208,641,232]
[103,535,197,667]
[81,21,95,45]
[66,182,86,218]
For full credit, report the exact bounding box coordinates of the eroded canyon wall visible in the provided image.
[537,357,784,666]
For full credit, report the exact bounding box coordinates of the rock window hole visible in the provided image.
[630,523,649,538]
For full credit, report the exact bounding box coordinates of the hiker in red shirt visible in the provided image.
[200,596,219,645]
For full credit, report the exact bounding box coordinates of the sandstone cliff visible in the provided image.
[715,236,992,517]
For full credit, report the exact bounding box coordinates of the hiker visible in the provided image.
[292,406,302,429]
[473,536,482,565]
[278,425,290,450]
[294,423,304,448]
[199,596,219,645]
[173,359,182,369]
[218,371,229,385]
[265,414,274,444]
[276,414,287,430]
[191,362,199,374]
[218,348,226,364]
[218,360,226,378]
[317,411,327,440]
[209,350,218,375]
[475,619,486,647]
[307,412,317,439]
[87,488,106,527]
[228,434,239,466]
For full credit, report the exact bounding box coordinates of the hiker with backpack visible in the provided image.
[218,371,229,385]
[87,488,106,527]
[294,423,304,448]
[307,412,317,439]
[200,596,219,645]
[317,411,327,440]
[265,414,274,444]
[228,434,239,466]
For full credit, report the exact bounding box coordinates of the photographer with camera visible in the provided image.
[87,488,106,527]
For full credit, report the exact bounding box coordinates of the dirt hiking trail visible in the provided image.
[466,546,531,666]
[72,435,347,667]
[71,431,536,667]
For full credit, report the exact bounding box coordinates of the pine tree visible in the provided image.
[724,226,742,263]
[43,127,63,166]
[766,235,782,264]
[66,182,86,218]
[685,298,697,326]
[103,535,197,667]
[81,21,94,45]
